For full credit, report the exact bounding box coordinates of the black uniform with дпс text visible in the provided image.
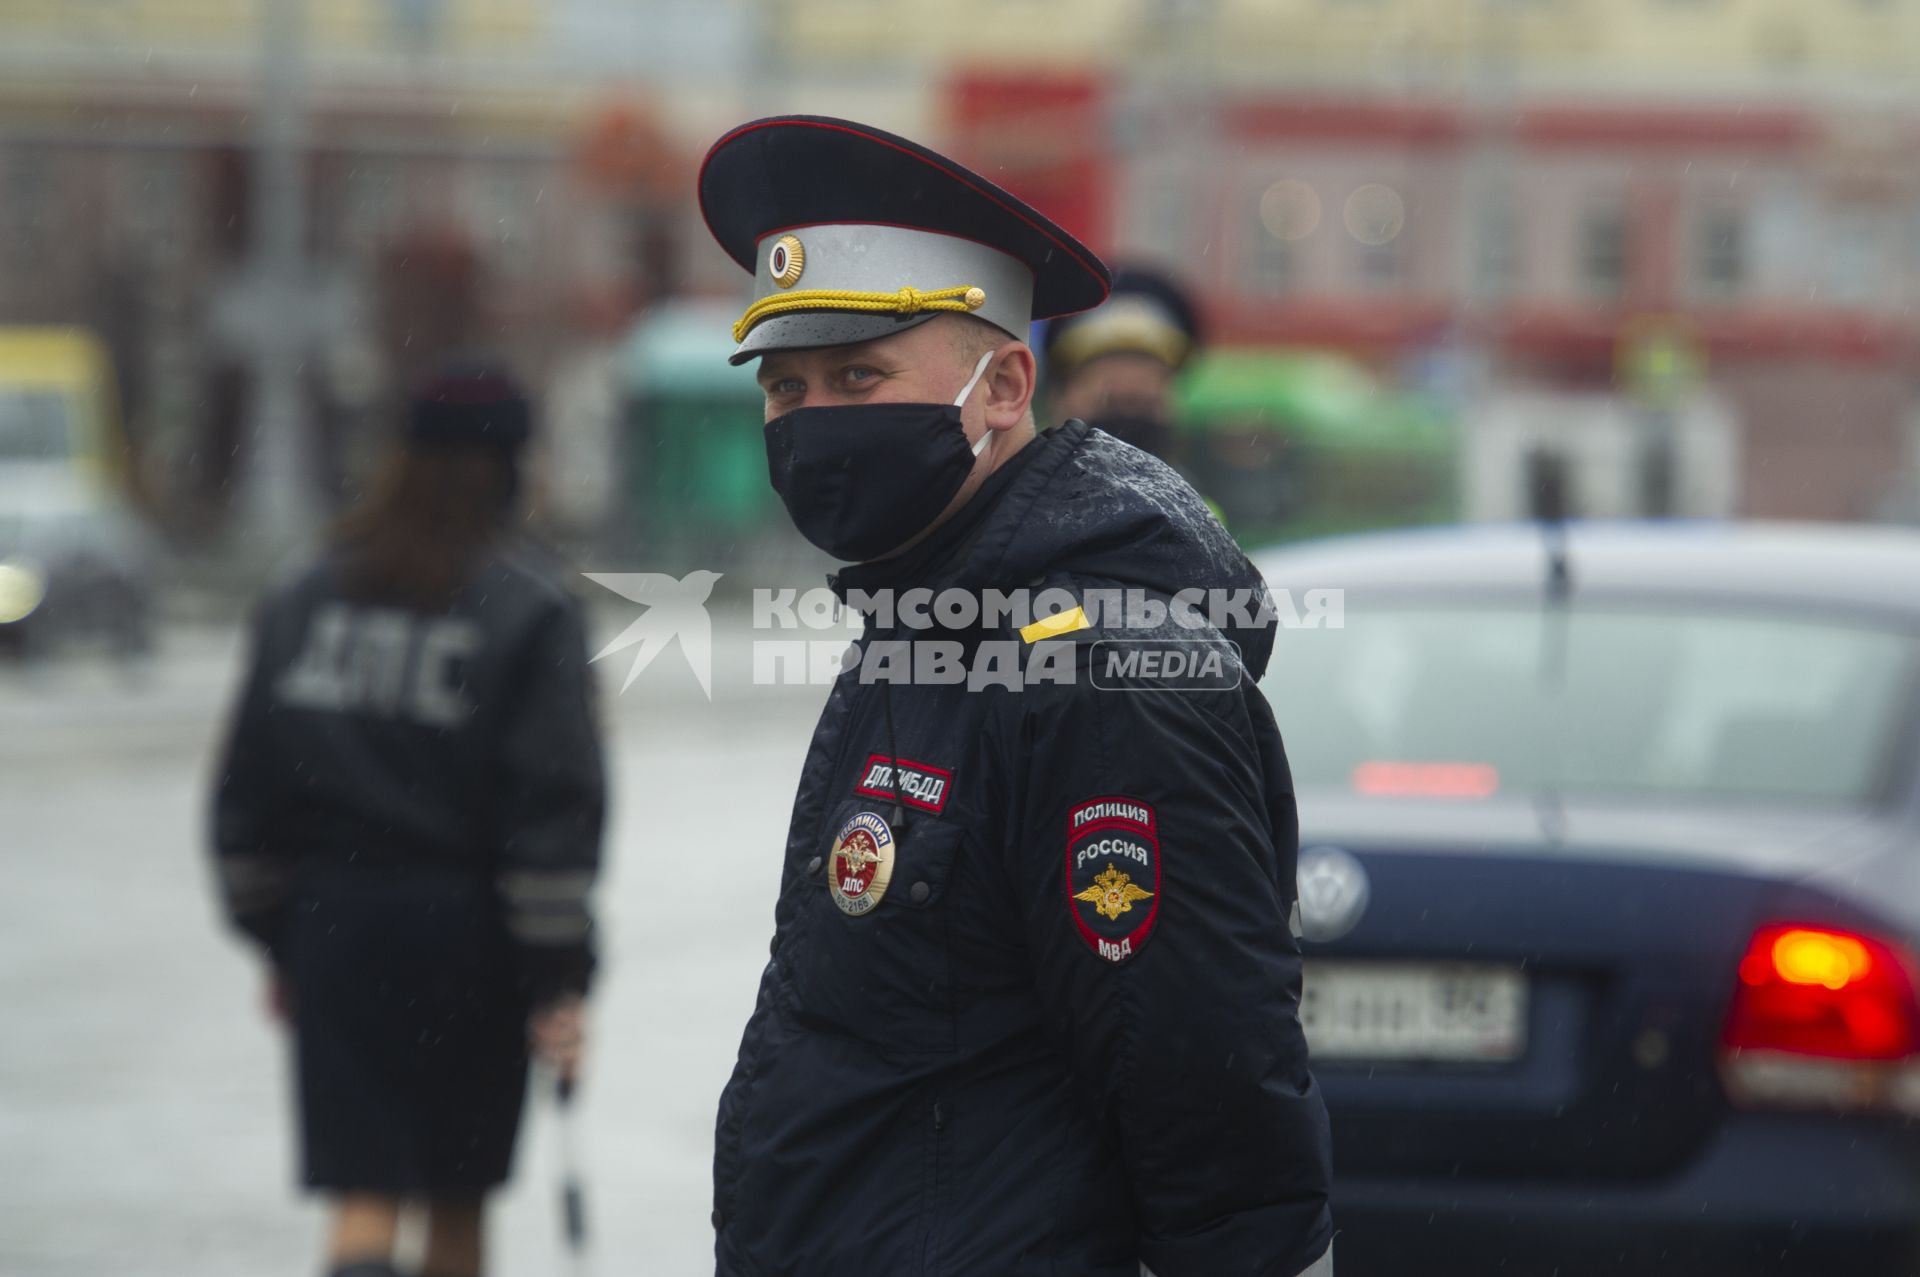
[211,543,604,1190]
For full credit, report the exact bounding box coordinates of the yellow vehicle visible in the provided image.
[0,327,129,483]
[0,327,151,657]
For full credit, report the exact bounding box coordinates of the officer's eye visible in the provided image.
[767,377,804,397]
[840,366,879,387]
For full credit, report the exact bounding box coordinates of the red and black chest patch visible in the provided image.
[854,754,953,814]
[1065,797,1160,964]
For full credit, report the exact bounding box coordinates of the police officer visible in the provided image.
[702,117,1332,1277]
[1043,263,1203,467]
[209,359,605,1277]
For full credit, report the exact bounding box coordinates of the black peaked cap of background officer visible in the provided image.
[1041,263,1202,385]
[699,115,1111,363]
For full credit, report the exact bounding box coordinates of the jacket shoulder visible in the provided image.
[465,539,592,629]
[256,549,336,609]
[1005,569,1253,682]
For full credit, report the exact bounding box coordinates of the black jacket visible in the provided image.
[210,541,605,1001]
[713,421,1332,1277]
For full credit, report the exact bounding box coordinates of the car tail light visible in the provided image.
[1349,761,1500,799]
[1719,923,1920,1114]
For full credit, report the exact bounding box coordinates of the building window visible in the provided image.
[1579,203,1629,302]
[1126,163,1193,264]
[1344,183,1406,293]
[1826,204,1891,307]
[1695,205,1746,299]
[463,162,536,271]
[117,152,191,262]
[1475,195,1522,298]
[3,150,55,261]
[344,158,404,250]
[1247,218,1297,294]
[1356,240,1404,293]
[1249,178,1318,295]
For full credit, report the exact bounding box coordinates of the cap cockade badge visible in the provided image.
[769,234,805,288]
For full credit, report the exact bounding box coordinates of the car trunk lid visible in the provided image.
[1296,795,1896,1181]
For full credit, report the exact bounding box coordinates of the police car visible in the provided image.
[1256,521,1920,1277]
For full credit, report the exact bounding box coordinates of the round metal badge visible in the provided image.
[828,810,896,916]
[769,234,805,288]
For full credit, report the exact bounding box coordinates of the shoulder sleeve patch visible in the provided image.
[1021,604,1090,644]
[1065,796,1160,963]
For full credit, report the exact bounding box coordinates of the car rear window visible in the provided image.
[1262,604,1917,804]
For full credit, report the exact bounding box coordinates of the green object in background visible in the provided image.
[619,301,775,548]
[1173,347,1457,544]
[1617,318,1705,413]
[1176,348,1453,453]
[625,302,764,399]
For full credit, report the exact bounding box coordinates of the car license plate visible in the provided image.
[1301,962,1527,1063]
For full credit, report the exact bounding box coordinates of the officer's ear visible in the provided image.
[982,342,1037,432]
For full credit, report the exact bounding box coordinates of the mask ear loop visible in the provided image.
[881,346,997,840]
[953,349,996,457]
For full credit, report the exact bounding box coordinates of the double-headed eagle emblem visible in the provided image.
[835,837,880,873]
[1074,863,1154,922]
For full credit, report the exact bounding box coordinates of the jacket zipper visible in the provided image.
[921,1099,947,1276]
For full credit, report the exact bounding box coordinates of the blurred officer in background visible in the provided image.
[209,359,606,1277]
[701,116,1331,1277]
[1042,264,1202,467]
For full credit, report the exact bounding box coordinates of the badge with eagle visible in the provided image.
[829,809,896,917]
[1065,797,1161,963]
[1075,864,1154,921]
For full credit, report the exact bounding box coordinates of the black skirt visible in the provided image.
[285,867,531,1192]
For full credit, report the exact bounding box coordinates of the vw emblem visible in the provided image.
[1296,846,1370,942]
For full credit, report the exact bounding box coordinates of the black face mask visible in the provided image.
[1088,413,1177,465]
[763,351,993,562]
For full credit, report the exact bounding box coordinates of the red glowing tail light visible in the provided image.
[1721,924,1920,1061]
[1350,761,1500,799]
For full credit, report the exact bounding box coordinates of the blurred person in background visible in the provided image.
[1042,264,1202,468]
[208,359,606,1277]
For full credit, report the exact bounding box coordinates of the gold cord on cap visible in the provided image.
[733,285,988,343]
